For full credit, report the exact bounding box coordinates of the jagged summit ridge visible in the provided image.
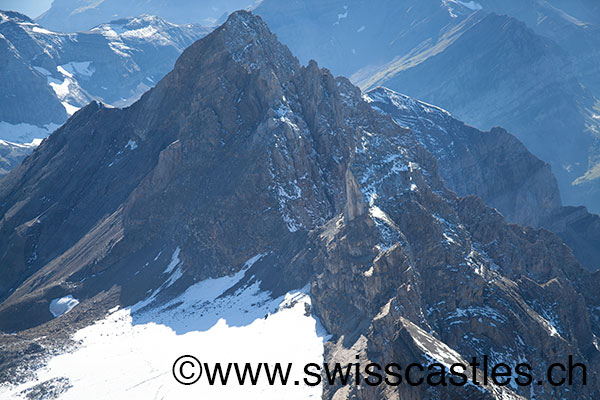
[169,10,299,81]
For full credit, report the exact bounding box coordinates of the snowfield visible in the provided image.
[0,254,329,399]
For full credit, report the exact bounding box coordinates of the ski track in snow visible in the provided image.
[0,253,329,400]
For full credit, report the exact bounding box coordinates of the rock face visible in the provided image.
[0,11,599,400]
[542,206,600,273]
[0,10,209,146]
[364,87,562,228]
[364,87,600,271]
[255,0,600,215]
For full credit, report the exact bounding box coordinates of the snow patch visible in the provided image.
[457,1,483,10]
[369,205,394,226]
[334,5,348,25]
[49,295,80,318]
[125,140,138,150]
[164,247,182,274]
[60,62,95,77]
[56,66,73,78]
[121,26,159,39]
[31,26,54,35]
[61,102,80,116]
[49,78,70,98]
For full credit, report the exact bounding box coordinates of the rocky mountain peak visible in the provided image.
[172,10,299,82]
[0,10,357,327]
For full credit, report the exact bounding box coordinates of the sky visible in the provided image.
[0,0,53,18]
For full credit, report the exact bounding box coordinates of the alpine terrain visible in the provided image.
[0,10,598,400]
[0,10,209,173]
[365,87,600,271]
[255,0,600,215]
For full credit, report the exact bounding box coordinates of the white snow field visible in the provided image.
[0,254,329,399]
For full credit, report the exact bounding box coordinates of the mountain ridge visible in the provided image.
[365,86,600,271]
[36,0,253,32]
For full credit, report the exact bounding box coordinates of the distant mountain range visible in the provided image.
[36,0,255,32]
[0,10,209,146]
[0,139,38,176]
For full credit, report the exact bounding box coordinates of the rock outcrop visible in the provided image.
[364,87,600,271]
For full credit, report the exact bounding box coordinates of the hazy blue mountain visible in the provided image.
[366,86,600,271]
[468,0,600,96]
[256,0,475,78]
[36,0,256,32]
[0,10,209,148]
[356,13,600,213]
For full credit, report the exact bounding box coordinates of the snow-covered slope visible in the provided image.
[1,254,328,399]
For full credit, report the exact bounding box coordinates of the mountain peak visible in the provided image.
[219,10,272,45]
[219,10,298,71]
[225,9,262,27]
[0,10,34,24]
[164,10,298,90]
[98,14,173,28]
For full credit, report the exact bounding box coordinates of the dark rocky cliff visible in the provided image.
[365,87,600,271]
